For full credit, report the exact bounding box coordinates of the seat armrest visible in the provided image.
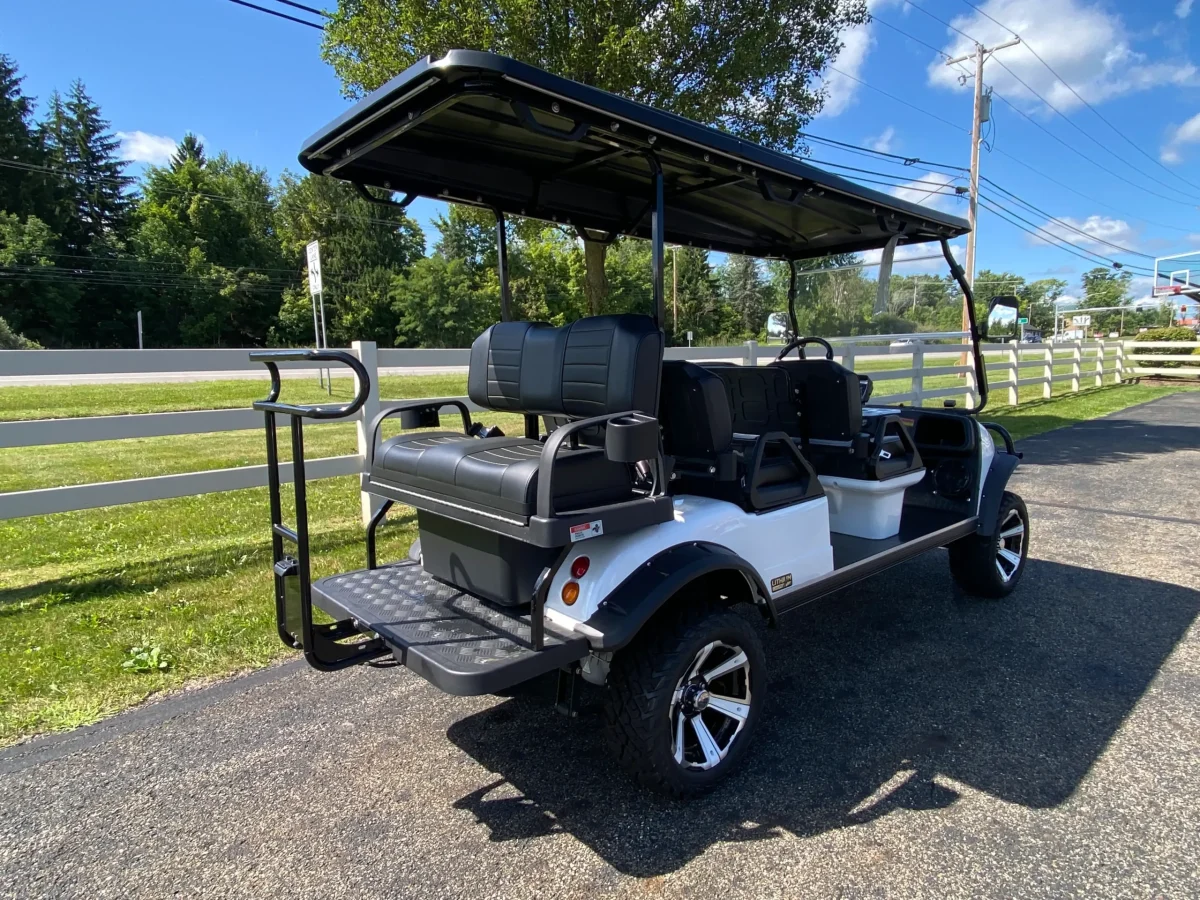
[746,431,820,511]
[367,399,473,467]
[536,411,663,518]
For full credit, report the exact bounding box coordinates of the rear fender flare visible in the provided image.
[582,542,769,652]
[977,452,1019,536]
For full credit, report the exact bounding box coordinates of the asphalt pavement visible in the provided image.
[2,393,1198,899]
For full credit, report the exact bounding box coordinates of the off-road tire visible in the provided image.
[949,491,1029,598]
[603,604,766,798]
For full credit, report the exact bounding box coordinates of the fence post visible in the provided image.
[1007,343,1019,407]
[1116,341,1125,382]
[352,340,381,526]
[1072,341,1082,393]
[841,341,856,374]
[744,339,758,367]
[1095,341,1105,387]
[911,342,924,407]
[1043,346,1053,399]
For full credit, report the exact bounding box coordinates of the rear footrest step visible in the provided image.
[311,561,587,695]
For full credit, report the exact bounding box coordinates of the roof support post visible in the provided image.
[495,209,512,322]
[787,260,800,339]
[649,156,665,328]
[873,234,900,315]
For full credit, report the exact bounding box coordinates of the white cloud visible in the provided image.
[889,171,962,212]
[1177,0,1193,19]
[116,130,178,165]
[1033,214,1138,250]
[820,19,874,117]
[1161,112,1200,163]
[818,0,903,118]
[866,126,896,153]
[927,0,1197,114]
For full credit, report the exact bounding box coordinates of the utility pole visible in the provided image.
[947,37,1020,342]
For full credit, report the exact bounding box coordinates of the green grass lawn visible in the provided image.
[0,375,1193,746]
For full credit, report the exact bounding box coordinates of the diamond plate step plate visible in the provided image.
[311,562,587,695]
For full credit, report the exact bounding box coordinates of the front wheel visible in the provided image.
[603,605,766,798]
[949,491,1029,598]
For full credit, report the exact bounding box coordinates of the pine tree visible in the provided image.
[0,55,41,217]
[170,133,206,171]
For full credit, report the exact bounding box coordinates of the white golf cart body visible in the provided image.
[250,51,1025,793]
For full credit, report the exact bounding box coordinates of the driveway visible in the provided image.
[2,394,1198,899]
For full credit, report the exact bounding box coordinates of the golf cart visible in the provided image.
[251,51,1027,797]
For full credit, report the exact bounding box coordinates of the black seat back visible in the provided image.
[705,365,800,439]
[770,358,862,444]
[659,361,734,461]
[467,315,663,418]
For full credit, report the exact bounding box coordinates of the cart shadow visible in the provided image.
[446,553,1200,877]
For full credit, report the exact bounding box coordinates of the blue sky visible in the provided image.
[5,0,1200,302]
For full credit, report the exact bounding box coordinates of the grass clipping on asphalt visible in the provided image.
[0,376,1193,745]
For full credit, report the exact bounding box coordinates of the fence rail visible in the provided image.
[0,334,1159,521]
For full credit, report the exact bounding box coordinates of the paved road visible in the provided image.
[2,395,1198,899]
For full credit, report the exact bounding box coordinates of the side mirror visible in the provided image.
[982,294,1020,340]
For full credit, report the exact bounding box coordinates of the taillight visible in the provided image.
[571,556,591,579]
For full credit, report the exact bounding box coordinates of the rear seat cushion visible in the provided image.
[373,433,633,518]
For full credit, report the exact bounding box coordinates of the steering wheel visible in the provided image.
[776,336,834,361]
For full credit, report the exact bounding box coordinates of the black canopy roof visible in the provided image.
[299,51,970,259]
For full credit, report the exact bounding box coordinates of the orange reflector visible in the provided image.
[561,581,580,605]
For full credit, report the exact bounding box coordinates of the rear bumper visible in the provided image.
[311,561,588,695]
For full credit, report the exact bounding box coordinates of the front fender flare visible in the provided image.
[582,542,768,652]
[977,452,1019,536]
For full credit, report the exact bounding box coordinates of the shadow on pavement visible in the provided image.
[446,553,1200,877]
[1014,416,1198,469]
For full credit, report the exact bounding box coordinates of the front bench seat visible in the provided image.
[371,314,663,520]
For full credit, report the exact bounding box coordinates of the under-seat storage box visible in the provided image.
[418,511,557,606]
[818,468,926,539]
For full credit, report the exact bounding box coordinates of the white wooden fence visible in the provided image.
[0,332,1155,522]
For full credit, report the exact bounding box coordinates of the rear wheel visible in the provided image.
[949,491,1029,598]
[603,604,766,798]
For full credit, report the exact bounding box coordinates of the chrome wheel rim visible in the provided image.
[669,640,752,771]
[995,507,1026,583]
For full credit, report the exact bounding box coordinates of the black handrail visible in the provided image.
[249,348,370,419]
[941,238,990,414]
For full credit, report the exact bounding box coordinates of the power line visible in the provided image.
[985,90,1200,208]
[952,0,1200,194]
[270,0,330,18]
[988,56,1200,203]
[223,0,323,29]
[802,130,969,173]
[826,65,968,133]
[894,0,1200,205]
[861,14,1199,231]
[979,181,1154,259]
[977,196,1153,273]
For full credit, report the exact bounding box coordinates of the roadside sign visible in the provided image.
[306,241,322,295]
[1018,317,1029,324]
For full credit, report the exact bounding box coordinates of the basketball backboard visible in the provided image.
[1153,250,1200,298]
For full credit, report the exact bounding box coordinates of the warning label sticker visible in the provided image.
[569,520,604,542]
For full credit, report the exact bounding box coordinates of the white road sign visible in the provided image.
[306,241,322,295]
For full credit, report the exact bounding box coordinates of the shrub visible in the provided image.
[0,316,42,350]
[1135,326,1196,368]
